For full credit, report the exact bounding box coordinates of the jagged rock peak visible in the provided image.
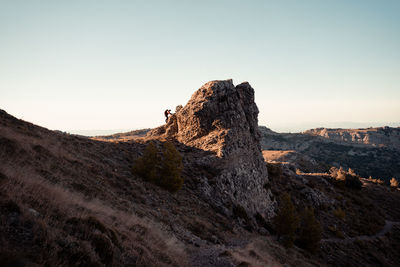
[148,79,274,218]
[158,79,261,157]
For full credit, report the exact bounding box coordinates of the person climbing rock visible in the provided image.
[164,109,172,122]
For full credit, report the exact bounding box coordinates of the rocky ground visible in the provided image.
[1,80,400,266]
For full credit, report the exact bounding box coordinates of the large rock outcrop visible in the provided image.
[148,79,274,218]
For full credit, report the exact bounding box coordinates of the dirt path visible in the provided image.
[322,220,400,244]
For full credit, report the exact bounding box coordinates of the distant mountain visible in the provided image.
[304,127,400,149]
[259,126,400,182]
[268,122,400,133]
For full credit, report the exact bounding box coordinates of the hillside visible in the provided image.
[259,126,400,183]
[101,125,400,183]
[304,127,400,149]
[1,80,400,266]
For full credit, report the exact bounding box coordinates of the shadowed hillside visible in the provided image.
[1,80,400,266]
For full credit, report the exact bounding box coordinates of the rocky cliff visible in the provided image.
[148,80,274,218]
[304,127,400,150]
[259,126,400,182]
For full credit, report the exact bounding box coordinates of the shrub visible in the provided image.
[266,163,283,178]
[133,141,184,192]
[296,207,322,253]
[330,167,362,190]
[328,225,344,239]
[390,177,399,188]
[273,193,299,247]
[91,233,113,265]
[367,176,385,185]
[158,141,184,192]
[333,207,345,220]
[348,168,356,176]
[345,173,362,190]
[133,141,159,183]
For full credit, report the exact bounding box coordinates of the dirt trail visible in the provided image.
[322,220,400,244]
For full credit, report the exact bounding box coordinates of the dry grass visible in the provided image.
[0,166,187,266]
[262,150,296,163]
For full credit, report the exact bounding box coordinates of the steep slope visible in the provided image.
[0,109,191,266]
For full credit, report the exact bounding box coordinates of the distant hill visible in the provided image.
[96,125,400,182]
[260,126,400,182]
[304,127,400,149]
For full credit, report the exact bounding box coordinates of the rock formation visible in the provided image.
[148,79,274,218]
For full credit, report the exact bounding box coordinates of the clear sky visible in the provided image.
[1,0,399,133]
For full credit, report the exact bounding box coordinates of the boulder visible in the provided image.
[148,79,274,218]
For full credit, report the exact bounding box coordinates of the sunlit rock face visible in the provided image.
[149,80,274,218]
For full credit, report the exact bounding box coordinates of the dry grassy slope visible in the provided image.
[1,109,400,267]
[262,150,326,173]
[0,110,320,266]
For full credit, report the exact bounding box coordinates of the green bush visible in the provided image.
[158,141,184,192]
[333,207,346,220]
[296,207,322,253]
[329,167,362,190]
[273,192,299,247]
[133,141,159,183]
[133,141,183,192]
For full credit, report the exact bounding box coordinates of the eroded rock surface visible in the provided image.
[148,80,274,218]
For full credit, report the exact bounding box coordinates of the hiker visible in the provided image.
[164,109,172,122]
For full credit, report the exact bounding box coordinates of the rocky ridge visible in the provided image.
[259,126,400,182]
[304,127,400,149]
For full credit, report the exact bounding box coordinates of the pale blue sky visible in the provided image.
[1,0,399,133]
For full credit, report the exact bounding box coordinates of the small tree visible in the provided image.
[297,207,322,253]
[345,172,362,190]
[330,167,362,190]
[133,141,184,192]
[273,192,299,247]
[390,177,399,188]
[348,168,356,176]
[333,207,346,220]
[158,141,184,192]
[133,141,159,183]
